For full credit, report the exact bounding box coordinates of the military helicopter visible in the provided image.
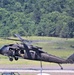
[0,34,74,69]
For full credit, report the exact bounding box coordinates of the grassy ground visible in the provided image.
[0,36,74,64]
[32,37,74,58]
[0,37,74,75]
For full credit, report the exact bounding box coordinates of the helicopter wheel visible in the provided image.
[14,56,18,61]
[9,57,13,61]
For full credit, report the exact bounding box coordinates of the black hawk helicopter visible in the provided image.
[0,34,74,69]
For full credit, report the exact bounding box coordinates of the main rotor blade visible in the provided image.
[6,38,20,41]
[14,34,30,43]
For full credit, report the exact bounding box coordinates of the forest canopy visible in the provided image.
[0,0,74,38]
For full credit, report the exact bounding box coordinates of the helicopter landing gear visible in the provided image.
[58,64,63,70]
[14,56,18,61]
[9,57,13,61]
[9,56,18,61]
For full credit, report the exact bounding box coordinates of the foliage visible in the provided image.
[0,0,74,38]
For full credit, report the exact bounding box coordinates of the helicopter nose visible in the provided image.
[0,49,3,54]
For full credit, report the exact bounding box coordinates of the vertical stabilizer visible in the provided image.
[67,53,74,63]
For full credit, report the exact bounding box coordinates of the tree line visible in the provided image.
[0,0,74,38]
